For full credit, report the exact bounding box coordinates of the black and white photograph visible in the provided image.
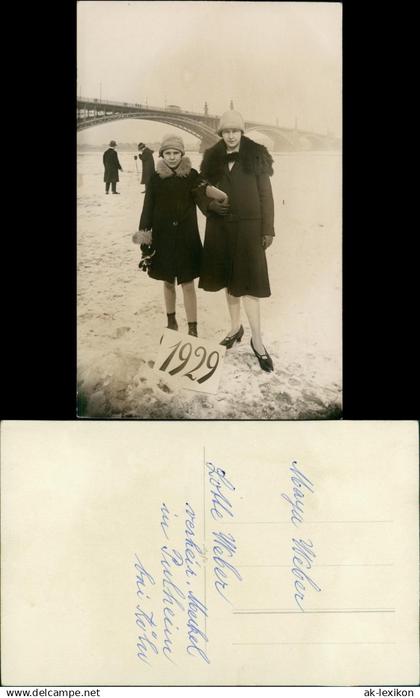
[77,1,342,419]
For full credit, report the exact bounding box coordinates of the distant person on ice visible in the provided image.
[133,134,204,337]
[103,140,123,194]
[197,110,275,372]
[135,142,155,193]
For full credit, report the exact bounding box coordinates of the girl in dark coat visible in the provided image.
[198,110,275,372]
[134,134,203,337]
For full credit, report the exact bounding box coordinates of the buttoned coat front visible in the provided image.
[197,136,275,298]
[139,157,203,285]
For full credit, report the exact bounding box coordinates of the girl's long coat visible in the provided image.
[197,136,275,298]
[102,147,122,183]
[139,157,203,285]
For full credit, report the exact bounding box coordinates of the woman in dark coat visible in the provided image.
[198,110,275,371]
[103,140,123,194]
[134,134,203,337]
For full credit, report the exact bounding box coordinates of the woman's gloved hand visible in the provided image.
[208,199,230,216]
[138,244,156,272]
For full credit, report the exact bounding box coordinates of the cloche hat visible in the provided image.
[217,110,245,136]
[159,134,185,156]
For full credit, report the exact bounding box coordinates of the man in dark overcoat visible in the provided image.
[103,140,123,194]
[136,142,155,193]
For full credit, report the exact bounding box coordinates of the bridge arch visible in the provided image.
[245,126,296,151]
[77,112,219,148]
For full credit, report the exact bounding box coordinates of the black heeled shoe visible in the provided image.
[220,324,244,349]
[250,339,274,372]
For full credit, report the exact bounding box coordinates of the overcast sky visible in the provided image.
[77,1,342,145]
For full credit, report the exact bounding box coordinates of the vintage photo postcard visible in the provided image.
[77,1,342,419]
[1,420,418,685]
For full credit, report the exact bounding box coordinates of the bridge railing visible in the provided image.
[77,97,215,119]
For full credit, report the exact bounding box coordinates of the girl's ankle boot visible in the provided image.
[188,322,198,337]
[167,313,178,331]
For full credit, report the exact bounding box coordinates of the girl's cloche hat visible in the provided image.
[159,134,185,156]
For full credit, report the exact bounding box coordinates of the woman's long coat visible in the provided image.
[139,157,203,285]
[139,147,155,185]
[103,147,122,183]
[197,136,275,298]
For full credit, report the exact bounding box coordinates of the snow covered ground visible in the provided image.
[77,148,342,419]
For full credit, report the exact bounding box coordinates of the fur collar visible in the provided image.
[200,135,274,184]
[156,156,192,179]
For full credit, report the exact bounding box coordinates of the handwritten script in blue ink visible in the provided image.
[186,590,209,663]
[185,502,208,663]
[134,554,158,664]
[206,461,235,520]
[206,461,242,604]
[281,460,314,527]
[291,537,321,611]
[281,460,321,611]
[185,502,204,580]
[161,544,185,662]
[134,494,210,668]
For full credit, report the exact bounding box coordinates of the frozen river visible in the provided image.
[77,148,342,418]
